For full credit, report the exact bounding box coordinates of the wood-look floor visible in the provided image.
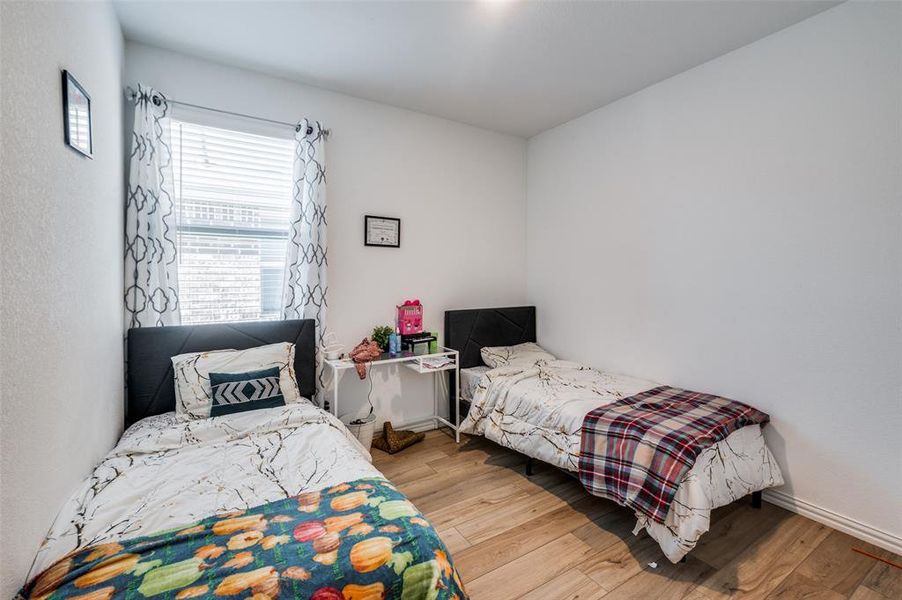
[371,430,901,600]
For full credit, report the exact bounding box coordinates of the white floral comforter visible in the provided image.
[459,360,784,562]
[28,402,380,580]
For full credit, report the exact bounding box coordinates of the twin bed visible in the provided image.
[22,320,465,600]
[22,308,784,598]
[445,306,784,563]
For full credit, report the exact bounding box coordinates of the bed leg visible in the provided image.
[525,457,534,477]
[751,490,762,509]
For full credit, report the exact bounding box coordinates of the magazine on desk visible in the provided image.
[419,356,454,370]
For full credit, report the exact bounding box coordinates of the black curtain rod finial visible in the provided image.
[296,123,317,136]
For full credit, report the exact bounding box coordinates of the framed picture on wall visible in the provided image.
[364,215,401,248]
[61,70,93,158]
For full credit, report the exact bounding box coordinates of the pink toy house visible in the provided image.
[397,300,424,335]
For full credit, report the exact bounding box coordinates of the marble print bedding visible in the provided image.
[28,402,381,582]
[458,360,784,562]
[459,366,489,402]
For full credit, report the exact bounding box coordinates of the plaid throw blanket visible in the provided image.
[578,386,770,524]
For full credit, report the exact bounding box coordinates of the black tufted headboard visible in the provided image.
[126,319,316,426]
[443,306,536,421]
[444,306,537,369]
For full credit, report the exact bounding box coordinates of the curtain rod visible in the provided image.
[125,86,330,138]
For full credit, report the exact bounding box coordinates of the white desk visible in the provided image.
[324,347,461,442]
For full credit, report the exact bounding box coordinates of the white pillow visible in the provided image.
[171,342,303,420]
[480,342,556,369]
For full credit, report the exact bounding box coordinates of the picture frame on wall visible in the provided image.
[364,215,401,248]
[62,70,93,158]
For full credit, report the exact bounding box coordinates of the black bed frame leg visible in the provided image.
[525,457,534,477]
[751,490,762,509]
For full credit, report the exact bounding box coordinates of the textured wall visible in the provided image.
[527,1,901,547]
[0,2,125,595]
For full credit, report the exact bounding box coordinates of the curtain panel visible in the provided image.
[282,119,328,392]
[124,85,180,329]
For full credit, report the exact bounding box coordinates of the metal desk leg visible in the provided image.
[454,353,460,443]
[332,370,339,418]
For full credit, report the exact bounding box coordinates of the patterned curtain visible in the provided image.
[124,85,180,328]
[282,119,328,391]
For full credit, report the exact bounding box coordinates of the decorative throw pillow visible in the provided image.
[171,342,303,421]
[481,342,556,369]
[209,367,285,417]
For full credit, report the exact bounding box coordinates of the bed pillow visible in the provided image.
[209,367,286,417]
[172,342,302,420]
[481,342,556,369]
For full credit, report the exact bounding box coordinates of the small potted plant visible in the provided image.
[371,325,393,352]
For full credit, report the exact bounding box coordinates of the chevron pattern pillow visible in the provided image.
[209,367,286,417]
[171,342,302,421]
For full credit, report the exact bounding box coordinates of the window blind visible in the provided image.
[171,119,295,324]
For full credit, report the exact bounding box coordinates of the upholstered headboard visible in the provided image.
[126,319,316,426]
[443,306,536,421]
[444,306,537,369]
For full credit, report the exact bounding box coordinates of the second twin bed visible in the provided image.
[446,306,784,563]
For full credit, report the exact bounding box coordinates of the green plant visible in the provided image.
[371,325,393,351]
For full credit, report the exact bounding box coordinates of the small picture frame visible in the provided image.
[62,70,93,158]
[364,215,401,248]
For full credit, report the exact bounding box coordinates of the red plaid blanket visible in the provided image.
[578,386,769,524]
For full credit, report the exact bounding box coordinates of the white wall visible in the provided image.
[125,43,527,427]
[0,1,125,596]
[527,0,902,549]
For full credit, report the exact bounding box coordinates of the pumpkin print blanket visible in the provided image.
[19,477,467,600]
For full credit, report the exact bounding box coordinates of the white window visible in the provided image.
[170,119,294,324]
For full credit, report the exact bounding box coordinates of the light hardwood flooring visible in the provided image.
[371,430,901,600]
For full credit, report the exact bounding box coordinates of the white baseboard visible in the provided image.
[402,421,437,433]
[390,418,444,434]
[763,489,902,556]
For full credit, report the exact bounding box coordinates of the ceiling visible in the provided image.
[113,0,841,138]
